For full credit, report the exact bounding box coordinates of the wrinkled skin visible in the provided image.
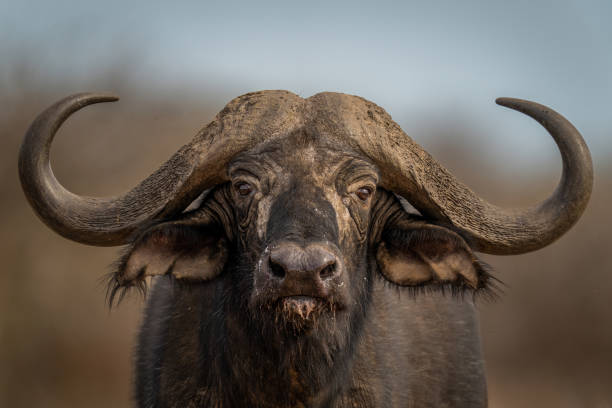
[121,132,489,407]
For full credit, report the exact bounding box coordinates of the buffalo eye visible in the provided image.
[235,182,253,196]
[355,186,373,201]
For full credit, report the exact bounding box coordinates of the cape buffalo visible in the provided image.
[19,91,592,407]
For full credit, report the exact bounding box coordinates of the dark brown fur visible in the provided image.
[110,136,492,407]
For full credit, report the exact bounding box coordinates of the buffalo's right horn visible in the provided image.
[19,91,304,246]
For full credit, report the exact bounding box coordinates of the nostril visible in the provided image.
[269,258,286,279]
[319,262,337,280]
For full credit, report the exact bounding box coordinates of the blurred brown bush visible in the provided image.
[1,79,610,407]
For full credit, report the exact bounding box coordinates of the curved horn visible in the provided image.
[19,93,201,246]
[345,96,592,255]
[19,91,304,246]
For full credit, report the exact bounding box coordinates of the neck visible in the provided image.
[207,292,366,407]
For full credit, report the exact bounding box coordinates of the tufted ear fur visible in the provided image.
[107,222,228,305]
[376,219,491,294]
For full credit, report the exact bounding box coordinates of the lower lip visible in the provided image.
[282,295,321,307]
[281,296,323,317]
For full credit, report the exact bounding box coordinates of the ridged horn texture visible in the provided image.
[20,90,592,254]
[305,93,593,255]
[19,91,304,246]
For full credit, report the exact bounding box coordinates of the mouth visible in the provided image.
[247,291,347,336]
[271,295,340,335]
[280,295,326,321]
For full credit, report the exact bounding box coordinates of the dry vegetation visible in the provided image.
[1,81,610,407]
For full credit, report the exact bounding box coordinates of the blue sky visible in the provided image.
[2,0,610,170]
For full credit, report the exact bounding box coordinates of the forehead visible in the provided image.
[229,131,377,177]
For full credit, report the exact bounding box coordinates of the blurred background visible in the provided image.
[1,0,610,406]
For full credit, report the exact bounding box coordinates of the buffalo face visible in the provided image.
[227,132,380,335]
[110,130,494,351]
[118,131,385,340]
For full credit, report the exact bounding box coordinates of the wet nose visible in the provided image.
[268,243,340,283]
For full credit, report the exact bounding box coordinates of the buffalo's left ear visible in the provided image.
[376,221,489,291]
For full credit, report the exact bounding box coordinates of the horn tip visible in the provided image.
[495,97,520,107]
[495,97,539,114]
[69,92,120,104]
[90,92,120,102]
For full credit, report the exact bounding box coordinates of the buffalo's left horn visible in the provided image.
[19,91,303,246]
[343,96,593,255]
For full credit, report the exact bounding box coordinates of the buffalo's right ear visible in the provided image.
[109,222,228,303]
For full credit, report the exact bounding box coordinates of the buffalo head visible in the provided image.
[18,91,593,339]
